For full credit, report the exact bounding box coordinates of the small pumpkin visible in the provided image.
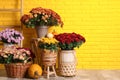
[28,64,42,79]
[52,30,58,35]
[46,33,54,38]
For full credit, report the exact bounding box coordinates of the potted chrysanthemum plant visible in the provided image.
[21,7,63,38]
[55,32,86,76]
[0,46,33,78]
[0,28,24,47]
[38,36,58,78]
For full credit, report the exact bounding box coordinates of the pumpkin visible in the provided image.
[52,30,58,35]
[28,64,42,79]
[46,33,54,38]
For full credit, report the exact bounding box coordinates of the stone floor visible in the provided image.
[0,69,120,80]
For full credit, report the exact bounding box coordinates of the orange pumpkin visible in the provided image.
[28,64,42,79]
[52,30,58,35]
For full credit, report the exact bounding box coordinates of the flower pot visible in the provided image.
[58,50,76,76]
[3,43,15,48]
[4,62,32,78]
[41,49,57,78]
[41,49,57,66]
[35,26,48,38]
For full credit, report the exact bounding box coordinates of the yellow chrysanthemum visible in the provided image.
[40,37,58,44]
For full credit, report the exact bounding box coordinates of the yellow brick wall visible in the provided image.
[0,0,120,69]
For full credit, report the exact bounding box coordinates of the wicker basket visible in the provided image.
[4,62,32,78]
[41,49,57,66]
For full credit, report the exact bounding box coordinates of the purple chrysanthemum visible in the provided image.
[0,28,24,44]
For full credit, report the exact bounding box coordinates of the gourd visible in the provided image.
[28,64,42,79]
[52,30,58,35]
[46,33,54,38]
[48,26,62,35]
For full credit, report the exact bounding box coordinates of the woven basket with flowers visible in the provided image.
[0,46,33,78]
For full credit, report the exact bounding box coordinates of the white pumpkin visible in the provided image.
[47,33,54,38]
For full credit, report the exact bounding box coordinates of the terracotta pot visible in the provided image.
[35,26,48,38]
[58,50,77,76]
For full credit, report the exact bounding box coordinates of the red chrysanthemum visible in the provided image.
[54,32,86,50]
